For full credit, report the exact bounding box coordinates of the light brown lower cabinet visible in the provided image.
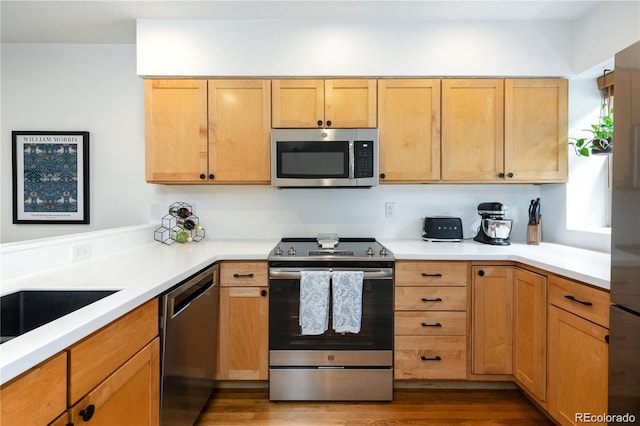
[0,352,67,425]
[513,268,547,403]
[547,306,609,426]
[547,275,610,426]
[0,300,160,426]
[216,261,269,381]
[471,265,513,375]
[394,261,468,380]
[70,338,160,425]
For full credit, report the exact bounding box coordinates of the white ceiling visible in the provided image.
[1,0,605,44]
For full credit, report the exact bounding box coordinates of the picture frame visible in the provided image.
[12,131,90,224]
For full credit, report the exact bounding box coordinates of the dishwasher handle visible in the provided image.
[167,267,216,318]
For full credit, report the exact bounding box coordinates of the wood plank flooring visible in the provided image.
[195,388,553,425]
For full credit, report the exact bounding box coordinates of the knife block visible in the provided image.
[527,216,541,245]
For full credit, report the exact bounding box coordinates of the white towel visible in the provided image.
[299,271,330,335]
[332,271,364,334]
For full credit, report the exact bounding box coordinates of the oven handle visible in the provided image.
[269,267,393,280]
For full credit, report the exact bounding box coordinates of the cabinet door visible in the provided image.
[70,338,160,426]
[272,79,324,128]
[68,300,158,405]
[208,80,271,184]
[217,286,269,380]
[378,79,441,182]
[471,266,513,375]
[441,79,504,181]
[505,79,568,183]
[145,79,208,183]
[548,306,609,426]
[324,79,377,128]
[0,352,67,426]
[513,268,547,402]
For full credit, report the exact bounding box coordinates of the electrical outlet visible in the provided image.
[385,202,396,218]
[72,243,92,261]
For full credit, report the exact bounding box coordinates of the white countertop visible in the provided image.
[0,236,610,385]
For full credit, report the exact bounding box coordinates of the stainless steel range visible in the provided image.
[268,234,394,401]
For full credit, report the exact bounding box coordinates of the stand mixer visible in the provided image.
[473,202,512,246]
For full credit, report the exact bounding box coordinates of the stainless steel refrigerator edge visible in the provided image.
[160,265,218,426]
[609,40,640,421]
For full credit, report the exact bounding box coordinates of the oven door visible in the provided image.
[268,266,393,352]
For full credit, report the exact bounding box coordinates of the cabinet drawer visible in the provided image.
[394,336,467,379]
[68,300,158,405]
[395,311,467,336]
[396,261,468,287]
[220,261,268,287]
[395,287,467,311]
[549,275,610,327]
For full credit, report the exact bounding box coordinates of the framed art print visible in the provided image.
[12,131,90,224]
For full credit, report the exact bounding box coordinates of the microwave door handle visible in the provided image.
[349,141,355,179]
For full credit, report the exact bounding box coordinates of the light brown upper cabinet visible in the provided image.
[145,79,209,183]
[272,79,377,128]
[145,79,271,184]
[208,80,271,184]
[441,78,567,183]
[442,79,505,182]
[378,79,441,183]
[504,79,568,183]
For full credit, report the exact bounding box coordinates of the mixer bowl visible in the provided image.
[481,218,512,239]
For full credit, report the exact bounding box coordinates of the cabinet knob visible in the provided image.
[326,120,332,127]
[79,404,95,421]
[209,174,215,180]
[507,172,514,178]
[260,290,268,297]
[317,120,323,126]
[200,174,206,180]
[605,335,610,344]
[379,173,386,179]
[498,172,505,179]
[478,270,485,276]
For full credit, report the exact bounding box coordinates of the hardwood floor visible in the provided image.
[195,388,553,425]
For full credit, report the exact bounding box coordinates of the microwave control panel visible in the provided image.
[354,141,374,178]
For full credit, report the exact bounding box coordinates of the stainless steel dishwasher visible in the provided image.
[160,264,218,426]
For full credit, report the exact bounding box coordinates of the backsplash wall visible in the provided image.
[163,184,541,243]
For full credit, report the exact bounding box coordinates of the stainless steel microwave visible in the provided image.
[271,128,379,187]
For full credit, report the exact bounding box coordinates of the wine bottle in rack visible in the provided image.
[178,218,202,231]
[171,230,192,243]
[169,206,193,218]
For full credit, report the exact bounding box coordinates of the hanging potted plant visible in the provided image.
[569,104,613,157]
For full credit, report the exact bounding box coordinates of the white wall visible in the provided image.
[137,19,575,77]
[2,4,639,248]
[574,0,640,73]
[0,44,166,243]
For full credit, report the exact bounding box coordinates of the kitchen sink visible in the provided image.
[0,290,118,344]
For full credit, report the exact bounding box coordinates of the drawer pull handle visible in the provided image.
[421,297,443,302]
[564,295,593,306]
[421,322,442,327]
[421,273,443,277]
[420,355,442,361]
[233,273,255,278]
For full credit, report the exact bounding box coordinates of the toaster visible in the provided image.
[422,217,463,242]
